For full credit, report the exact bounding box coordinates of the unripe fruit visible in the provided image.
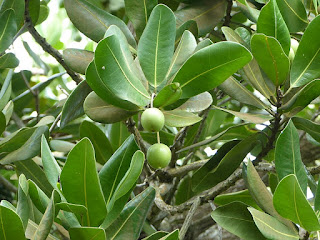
[288,48,295,62]
[147,143,172,169]
[290,38,299,54]
[141,108,165,132]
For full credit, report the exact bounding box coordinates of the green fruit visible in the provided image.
[147,143,172,169]
[141,108,165,132]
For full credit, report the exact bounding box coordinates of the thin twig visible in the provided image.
[223,0,233,27]
[180,197,201,240]
[0,174,17,193]
[24,0,82,84]
[49,112,62,133]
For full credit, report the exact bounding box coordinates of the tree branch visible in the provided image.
[24,0,82,84]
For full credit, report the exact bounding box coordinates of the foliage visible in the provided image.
[0,0,320,239]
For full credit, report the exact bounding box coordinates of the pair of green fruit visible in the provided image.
[141,108,172,169]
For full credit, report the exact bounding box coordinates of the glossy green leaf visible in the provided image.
[0,0,24,26]
[175,20,198,47]
[0,69,12,111]
[281,79,320,116]
[163,110,202,127]
[33,191,58,240]
[83,92,137,124]
[124,0,157,39]
[99,135,138,206]
[94,35,150,107]
[140,131,174,146]
[0,126,49,164]
[0,53,19,69]
[143,231,168,240]
[211,202,266,240]
[138,4,175,89]
[16,174,30,229]
[25,220,58,240]
[60,80,92,128]
[192,135,257,193]
[257,0,290,54]
[2,100,13,125]
[173,41,252,99]
[292,117,320,142]
[273,174,320,231]
[63,49,93,75]
[175,175,196,205]
[218,76,267,109]
[55,202,87,221]
[315,177,320,212]
[236,0,260,22]
[244,161,295,230]
[251,34,290,86]
[49,140,75,153]
[177,92,213,112]
[0,9,17,53]
[64,0,136,47]
[60,138,107,227]
[41,135,61,189]
[153,83,182,108]
[69,227,106,240]
[290,15,320,87]
[166,30,197,82]
[175,0,227,36]
[105,187,155,240]
[275,120,308,193]
[276,0,308,33]
[248,207,299,240]
[0,205,25,240]
[214,189,260,209]
[159,229,179,240]
[108,150,144,211]
[105,122,131,151]
[213,106,272,124]
[28,179,50,213]
[80,120,114,165]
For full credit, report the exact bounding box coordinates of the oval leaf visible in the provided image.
[163,110,202,127]
[63,49,94,75]
[0,205,25,240]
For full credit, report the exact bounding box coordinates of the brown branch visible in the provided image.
[180,197,201,240]
[24,0,82,84]
[223,0,233,27]
[0,174,17,193]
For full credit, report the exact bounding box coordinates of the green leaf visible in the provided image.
[275,120,308,193]
[143,231,168,240]
[80,120,114,165]
[244,161,296,230]
[28,179,50,213]
[140,131,174,146]
[0,69,12,111]
[0,205,25,240]
[175,0,227,36]
[22,41,49,74]
[83,92,137,124]
[214,189,260,209]
[315,177,320,212]
[105,122,131,151]
[0,0,25,27]
[153,83,182,108]
[192,135,257,193]
[273,174,320,231]
[173,41,252,99]
[63,49,93,75]
[41,135,61,189]
[99,135,138,206]
[257,0,290,54]
[64,0,136,47]
[0,9,17,53]
[0,112,5,136]
[60,138,107,227]
[55,202,87,219]
[290,15,320,87]
[248,207,299,240]
[163,110,202,127]
[175,175,196,205]
[25,220,58,240]
[276,0,308,33]
[124,0,157,39]
[211,202,266,240]
[0,53,19,69]
[17,174,30,229]
[218,76,267,109]
[94,35,150,107]
[159,229,179,240]
[49,140,75,153]
[60,80,92,128]
[0,126,49,164]
[107,150,144,211]
[138,4,175,89]
[280,79,320,116]
[292,117,320,142]
[251,34,290,86]
[105,187,155,240]
[236,0,260,23]
[212,106,272,124]
[167,30,197,82]
[176,92,213,112]
[33,191,58,240]
[2,100,13,125]
[69,227,106,240]
[175,20,198,47]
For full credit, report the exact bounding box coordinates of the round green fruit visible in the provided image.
[147,143,172,169]
[141,108,165,132]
